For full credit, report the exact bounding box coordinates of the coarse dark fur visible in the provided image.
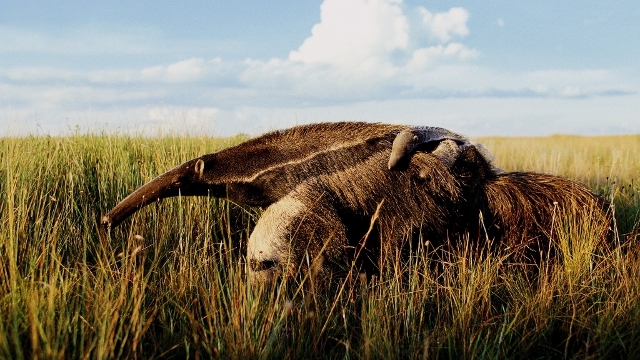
[244,144,611,281]
[102,122,408,227]
[101,122,611,282]
[482,172,611,264]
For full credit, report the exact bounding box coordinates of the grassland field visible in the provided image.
[1,132,640,359]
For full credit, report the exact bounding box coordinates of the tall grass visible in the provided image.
[1,133,639,358]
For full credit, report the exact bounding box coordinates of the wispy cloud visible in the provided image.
[0,24,160,56]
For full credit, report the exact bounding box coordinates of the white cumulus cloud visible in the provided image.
[239,0,479,97]
[419,7,470,43]
[289,0,409,69]
[287,0,474,77]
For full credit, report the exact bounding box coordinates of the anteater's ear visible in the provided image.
[194,159,205,178]
[388,127,469,170]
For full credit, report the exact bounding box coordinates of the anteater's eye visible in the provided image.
[173,181,182,188]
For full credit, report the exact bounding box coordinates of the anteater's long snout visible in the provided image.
[100,163,192,228]
[101,157,217,229]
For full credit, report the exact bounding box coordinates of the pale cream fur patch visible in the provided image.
[247,195,307,278]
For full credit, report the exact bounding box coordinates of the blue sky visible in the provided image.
[1,0,639,136]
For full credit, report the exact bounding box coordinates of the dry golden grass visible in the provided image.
[1,132,639,358]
